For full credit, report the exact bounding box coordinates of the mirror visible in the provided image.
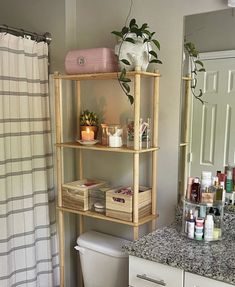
[179,8,235,200]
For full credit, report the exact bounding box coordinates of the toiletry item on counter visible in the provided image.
[204,214,214,241]
[186,177,194,201]
[201,187,215,204]
[187,209,195,239]
[225,166,234,193]
[190,177,200,203]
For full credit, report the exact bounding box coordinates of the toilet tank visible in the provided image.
[75,231,129,287]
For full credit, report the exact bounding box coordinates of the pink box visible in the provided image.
[65,47,118,74]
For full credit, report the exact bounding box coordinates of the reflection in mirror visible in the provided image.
[179,8,235,201]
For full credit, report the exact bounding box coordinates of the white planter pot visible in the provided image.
[115,33,152,72]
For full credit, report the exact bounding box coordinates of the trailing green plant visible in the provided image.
[80,110,99,126]
[112,18,162,105]
[184,41,206,104]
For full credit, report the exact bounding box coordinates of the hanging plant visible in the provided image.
[184,41,206,104]
[112,18,162,105]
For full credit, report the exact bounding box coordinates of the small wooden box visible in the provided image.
[106,186,152,222]
[62,179,106,211]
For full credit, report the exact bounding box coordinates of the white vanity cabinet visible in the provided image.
[185,272,234,287]
[129,256,235,287]
[129,255,184,287]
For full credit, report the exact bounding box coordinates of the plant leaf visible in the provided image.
[121,77,131,83]
[149,50,158,59]
[121,26,129,35]
[152,39,160,50]
[199,68,206,72]
[149,59,162,64]
[120,59,131,65]
[122,82,130,93]
[119,68,126,80]
[195,60,204,67]
[111,31,123,38]
[141,23,148,30]
[129,18,136,28]
[124,37,135,44]
[128,95,134,105]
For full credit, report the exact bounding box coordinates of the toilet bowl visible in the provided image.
[75,231,129,287]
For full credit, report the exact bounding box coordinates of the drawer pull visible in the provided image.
[137,274,166,286]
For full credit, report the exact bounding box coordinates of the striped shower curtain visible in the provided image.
[0,33,59,286]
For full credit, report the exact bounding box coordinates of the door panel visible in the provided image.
[189,56,235,177]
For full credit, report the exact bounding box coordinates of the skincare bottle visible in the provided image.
[226,167,233,193]
[187,209,195,239]
[190,177,200,203]
[204,214,214,241]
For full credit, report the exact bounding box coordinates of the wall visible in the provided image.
[75,0,226,230]
[185,8,235,52]
[0,0,228,286]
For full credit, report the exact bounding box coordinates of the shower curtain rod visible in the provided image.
[0,24,52,44]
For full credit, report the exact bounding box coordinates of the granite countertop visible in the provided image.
[123,208,235,286]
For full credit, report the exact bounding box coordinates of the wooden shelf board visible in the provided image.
[57,206,158,226]
[54,71,161,81]
[55,142,160,153]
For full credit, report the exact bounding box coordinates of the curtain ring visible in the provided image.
[20,28,25,38]
[3,24,8,35]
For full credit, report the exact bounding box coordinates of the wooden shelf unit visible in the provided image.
[54,70,160,287]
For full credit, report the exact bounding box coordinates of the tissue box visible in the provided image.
[65,47,118,74]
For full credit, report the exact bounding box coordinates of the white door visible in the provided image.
[189,51,235,177]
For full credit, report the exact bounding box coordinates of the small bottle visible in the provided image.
[204,214,214,241]
[101,123,108,146]
[190,177,200,203]
[186,177,194,200]
[187,209,195,239]
[226,167,233,193]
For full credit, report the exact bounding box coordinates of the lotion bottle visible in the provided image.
[204,214,214,241]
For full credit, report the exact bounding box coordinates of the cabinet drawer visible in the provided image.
[129,256,183,287]
[185,272,234,287]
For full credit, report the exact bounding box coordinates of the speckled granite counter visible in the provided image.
[123,208,235,286]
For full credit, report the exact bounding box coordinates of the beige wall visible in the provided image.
[74,0,227,229]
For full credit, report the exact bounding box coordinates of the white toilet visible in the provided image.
[75,230,129,287]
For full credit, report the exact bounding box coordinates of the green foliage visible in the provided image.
[112,18,162,105]
[80,110,99,126]
[184,41,206,104]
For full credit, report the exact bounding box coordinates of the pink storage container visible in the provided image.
[65,47,119,75]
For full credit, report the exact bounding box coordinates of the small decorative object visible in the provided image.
[101,123,108,146]
[112,18,162,105]
[107,125,123,148]
[80,110,99,139]
[127,118,151,148]
[184,41,206,104]
[65,47,118,74]
[81,127,94,141]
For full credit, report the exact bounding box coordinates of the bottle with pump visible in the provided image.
[187,209,195,239]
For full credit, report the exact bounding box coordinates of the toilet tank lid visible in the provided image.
[76,231,130,258]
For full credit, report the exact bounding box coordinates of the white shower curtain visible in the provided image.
[0,33,59,286]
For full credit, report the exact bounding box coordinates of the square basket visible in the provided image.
[106,186,152,222]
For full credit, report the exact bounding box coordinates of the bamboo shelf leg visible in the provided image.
[151,73,160,231]
[133,72,141,237]
[58,210,65,287]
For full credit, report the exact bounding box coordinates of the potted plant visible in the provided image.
[112,18,162,105]
[184,41,206,104]
[80,110,99,140]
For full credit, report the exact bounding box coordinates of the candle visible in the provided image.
[81,127,94,141]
